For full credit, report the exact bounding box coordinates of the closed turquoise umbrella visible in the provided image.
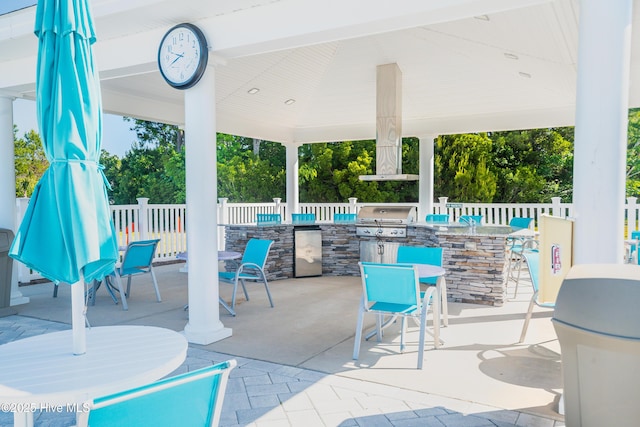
[9,0,118,354]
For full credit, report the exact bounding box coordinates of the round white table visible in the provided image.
[176,250,242,273]
[178,251,243,315]
[0,325,187,427]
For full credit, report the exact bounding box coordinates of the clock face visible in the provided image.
[158,23,208,90]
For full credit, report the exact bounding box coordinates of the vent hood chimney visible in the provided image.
[359,63,419,181]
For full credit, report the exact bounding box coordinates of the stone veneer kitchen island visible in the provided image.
[224,223,518,306]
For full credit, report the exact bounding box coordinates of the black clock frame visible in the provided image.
[158,23,209,90]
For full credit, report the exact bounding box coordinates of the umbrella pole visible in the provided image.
[71,274,87,355]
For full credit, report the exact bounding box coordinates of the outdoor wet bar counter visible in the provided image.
[224,222,516,306]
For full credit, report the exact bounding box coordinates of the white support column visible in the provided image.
[136,197,149,240]
[183,64,232,344]
[418,135,437,221]
[285,143,300,220]
[573,0,633,264]
[0,97,28,307]
[0,97,14,231]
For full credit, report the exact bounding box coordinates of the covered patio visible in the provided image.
[1,0,638,347]
[3,261,564,426]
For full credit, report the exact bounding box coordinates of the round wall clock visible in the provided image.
[158,23,209,90]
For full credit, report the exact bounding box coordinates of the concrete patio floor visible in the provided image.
[4,261,564,426]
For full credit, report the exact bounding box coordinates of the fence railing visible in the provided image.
[15,195,640,283]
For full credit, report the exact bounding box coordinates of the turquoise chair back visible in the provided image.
[87,360,236,427]
[459,215,483,225]
[334,213,357,223]
[524,251,540,293]
[360,262,420,313]
[292,213,316,224]
[120,239,160,276]
[509,217,534,230]
[256,214,281,225]
[242,239,274,269]
[426,214,449,223]
[396,246,443,285]
[627,231,640,263]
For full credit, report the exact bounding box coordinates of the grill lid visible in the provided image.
[357,206,416,224]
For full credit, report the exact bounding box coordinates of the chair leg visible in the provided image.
[111,273,128,311]
[513,254,530,298]
[438,277,448,327]
[230,278,239,310]
[352,298,365,360]
[101,278,119,305]
[519,291,538,343]
[261,271,274,308]
[53,283,59,298]
[150,268,162,302]
[239,279,250,302]
[375,313,383,341]
[400,316,407,352]
[126,276,132,298]
[418,299,429,370]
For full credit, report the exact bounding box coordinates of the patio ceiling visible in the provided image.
[1,0,639,144]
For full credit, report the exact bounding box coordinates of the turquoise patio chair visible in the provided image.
[81,360,237,427]
[333,213,357,223]
[219,238,274,313]
[397,246,447,328]
[425,214,449,223]
[518,251,554,343]
[104,238,162,311]
[509,217,534,230]
[506,217,535,290]
[459,215,483,225]
[292,213,316,224]
[396,246,443,286]
[256,213,281,225]
[507,237,539,298]
[353,262,436,369]
[627,230,640,263]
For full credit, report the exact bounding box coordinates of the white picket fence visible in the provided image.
[14,195,640,283]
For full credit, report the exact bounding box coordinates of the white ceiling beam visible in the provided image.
[204,0,554,57]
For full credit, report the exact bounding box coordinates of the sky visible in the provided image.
[13,98,137,158]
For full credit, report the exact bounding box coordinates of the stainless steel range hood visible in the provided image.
[359,63,419,181]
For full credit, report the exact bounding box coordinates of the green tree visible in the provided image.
[491,128,573,202]
[110,119,182,204]
[100,149,121,203]
[627,108,640,196]
[14,127,48,197]
[124,117,179,151]
[435,133,497,202]
[299,139,419,203]
[216,135,285,202]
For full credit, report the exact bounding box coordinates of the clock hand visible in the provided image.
[170,52,184,65]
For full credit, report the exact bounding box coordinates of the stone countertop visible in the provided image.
[410,222,515,237]
[222,222,355,227]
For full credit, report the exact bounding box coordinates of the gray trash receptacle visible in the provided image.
[552,264,640,427]
[0,228,15,308]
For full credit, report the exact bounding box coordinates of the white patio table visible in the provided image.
[178,250,242,315]
[0,325,187,427]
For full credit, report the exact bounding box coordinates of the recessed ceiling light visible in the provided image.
[247,88,260,94]
[284,99,296,105]
[504,53,519,60]
[474,15,490,21]
[518,72,532,78]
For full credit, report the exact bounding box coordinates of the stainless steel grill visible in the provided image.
[355,206,416,238]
